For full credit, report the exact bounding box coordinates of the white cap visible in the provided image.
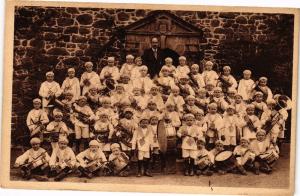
[33,98,42,103]
[191,64,199,69]
[243,69,252,75]
[111,143,121,150]
[89,140,99,147]
[126,54,134,59]
[68,68,75,73]
[259,77,268,82]
[30,137,41,144]
[184,113,195,119]
[165,57,173,62]
[186,95,196,100]
[205,61,214,67]
[85,62,93,67]
[53,110,63,117]
[107,56,115,61]
[208,102,218,109]
[46,71,54,76]
[246,104,255,109]
[223,66,231,71]
[179,56,186,61]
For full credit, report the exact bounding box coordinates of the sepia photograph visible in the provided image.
[1,1,299,195]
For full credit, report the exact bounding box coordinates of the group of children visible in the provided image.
[15,54,290,181]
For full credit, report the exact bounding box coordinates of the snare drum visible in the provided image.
[215,151,237,171]
[196,156,211,170]
[259,150,279,164]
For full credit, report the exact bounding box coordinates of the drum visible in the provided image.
[259,150,279,164]
[197,156,211,170]
[157,120,177,153]
[87,161,103,173]
[215,151,237,171]
[113,155,129,172]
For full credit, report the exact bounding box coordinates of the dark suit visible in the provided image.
[142,47,164,78]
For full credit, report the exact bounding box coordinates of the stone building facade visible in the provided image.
[12,6,294,143]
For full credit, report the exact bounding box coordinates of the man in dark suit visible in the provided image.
[142,37,164,78]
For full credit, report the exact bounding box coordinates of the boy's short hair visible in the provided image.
[140,65,148,71]
[246,104,255,110]
[53,110,63,117]
[46,71,54,77]
[186,95,196,100]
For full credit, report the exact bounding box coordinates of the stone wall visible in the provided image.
[12,6,294,142]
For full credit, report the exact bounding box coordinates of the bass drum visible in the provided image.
[215,151,237,171]
[157,120,177,153]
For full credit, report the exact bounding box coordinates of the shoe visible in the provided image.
[86,173,93,179]
[189,170,194,176]
[137,171,142,177]
[144,171,153,177]
[33,175,49,181]
[184,169,189,176]
[195,170,201,176]
[203,170,213,176]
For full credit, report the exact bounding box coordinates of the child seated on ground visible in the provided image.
[14,138,50,181]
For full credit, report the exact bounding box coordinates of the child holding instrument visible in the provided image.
[222,106,244,150]
[120,54,136,77]
[189,63,205,89]
[46,110,69,150]
[250,129,279,174]
[72,96,95,152]
[195,88,209,112]
[177,113,203,176]
[237,70,255,102]
[26,98,49,139]
[14,138,50,181]
[183,95,200,115]
[202,61,218,87]
[145,85,165,111]
[166,86,185,113]
[99,56,120,82]
[131,56,143,80]
[76,140,108,178]
[132,65,153,94]
[210,87,229,114]
[218,66,238,93]
[93,112,114,157]
[97,97,118,126]
[174,56,190,80]
[108,143,131,177]
[131,115,154,177]
[204,103,224,150]
[252,91,268,119]
[39,71,62,109]
[253,77,273,102]
[194,139,213,176]
[80,62,101,96]
[61,68,80,102]
[48,137,77,181]
[177,74,195,98]
[261,99,288,145]
[242,104,262,142]
[233,137,256,173]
